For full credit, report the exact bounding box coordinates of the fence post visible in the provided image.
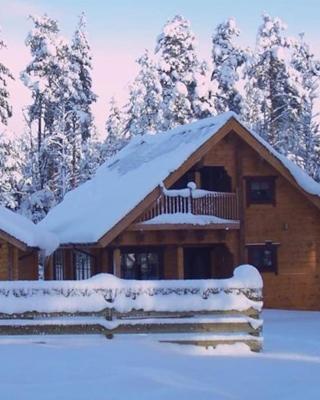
[187,182,196,214]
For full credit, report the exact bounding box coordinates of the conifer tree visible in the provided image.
[244,13,300,153]
[126,49,162,136]
[291,33,320,177]
[0,26,13,126]
[211,18,247,115]
[69,12,97,141]
[102,97,127,160]
[155,15,212,130]
[0,132,25,209]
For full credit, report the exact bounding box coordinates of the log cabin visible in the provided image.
[39,112,320,310]
[0,205,58,280]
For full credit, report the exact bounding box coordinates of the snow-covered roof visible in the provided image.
[0,206,59,256]
[39,111,320,245]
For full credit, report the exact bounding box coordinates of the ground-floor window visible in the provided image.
[74,250,93,280]
[53,250,64,280]
[121,248,163,280]
[247,243,278,273]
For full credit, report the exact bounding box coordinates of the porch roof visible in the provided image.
[0,206,59,255]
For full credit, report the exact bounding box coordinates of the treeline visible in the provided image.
[0,13,319,221]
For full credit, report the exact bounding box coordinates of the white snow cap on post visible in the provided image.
[232,265,263,289]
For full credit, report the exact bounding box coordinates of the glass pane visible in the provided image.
[75,252,92,280]
[54,250,64,280]
[121,251,161,280]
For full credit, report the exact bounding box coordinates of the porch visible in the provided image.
[132,182,240,231]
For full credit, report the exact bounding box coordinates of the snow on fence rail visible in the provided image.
[0,265,262,316]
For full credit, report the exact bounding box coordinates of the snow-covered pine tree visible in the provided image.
[155,15,212,130]
[126,49,162,136]
[19,127,56,223]
[244,13,301,154]
[69,12,97,142]
[0,26,13,126]
[65,13,97,188]
[211,18,247,115]
[102,97,127,161]
[21,15,76,215]
[291,33,320,178]
[0,132,25,209]
[21,14,62,191]
[79,132,102,184]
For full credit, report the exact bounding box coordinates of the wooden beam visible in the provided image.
[235,136,246,263]
[7,243,14,280]
[0,229,28,252]
[128,222,240,231]
[113,248,121,277]
[177,246,184,279]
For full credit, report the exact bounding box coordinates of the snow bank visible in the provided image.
[0,265,262,315]
[0,206,59,256]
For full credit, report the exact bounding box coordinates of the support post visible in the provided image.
[235,139,246,264]
[113,248,121,277]
[177,246,184,279]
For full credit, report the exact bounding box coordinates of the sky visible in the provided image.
[1,0,320,138]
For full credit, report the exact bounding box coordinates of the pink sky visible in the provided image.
[1,0,320,139]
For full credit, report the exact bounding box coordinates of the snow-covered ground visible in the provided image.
[0,310,319,400]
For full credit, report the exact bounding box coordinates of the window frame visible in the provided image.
[246,242,279,274]
[73,250,93,280]
[53,249,65,280]
[245,176,277,206]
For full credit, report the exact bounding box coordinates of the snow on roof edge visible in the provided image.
[231,114,320,198]
[0,206,59,256]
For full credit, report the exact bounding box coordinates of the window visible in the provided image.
[74,251,92,280]
[121,249,162,280]
[53,250,64,280]
[200,166,232,192]
[247,243,278,273]
[246,176,276,205]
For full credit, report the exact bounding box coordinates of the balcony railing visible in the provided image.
[137,182,239,223]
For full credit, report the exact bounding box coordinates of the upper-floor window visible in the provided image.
[200,166,232,192]
[245,176,276,206]
[247,243,278,273]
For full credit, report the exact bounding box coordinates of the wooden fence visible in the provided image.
[0,266,263,351]
[138,185,239,222]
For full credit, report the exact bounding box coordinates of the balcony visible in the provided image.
[133,182,240,230]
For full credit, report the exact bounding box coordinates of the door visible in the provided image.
[184,247,211,279]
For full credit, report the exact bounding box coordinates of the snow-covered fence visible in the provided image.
[0,265,262,316]
[0,265,263,350]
